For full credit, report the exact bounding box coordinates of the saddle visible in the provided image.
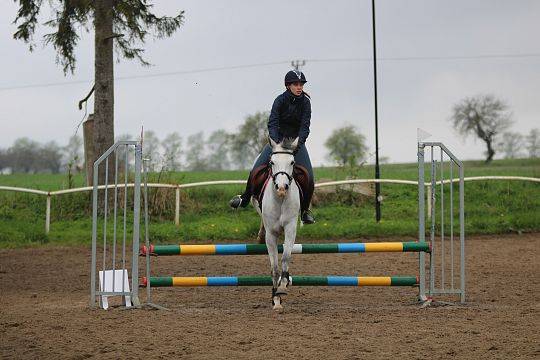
[250,164,312,210]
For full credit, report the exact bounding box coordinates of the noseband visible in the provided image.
[270,151,294,185]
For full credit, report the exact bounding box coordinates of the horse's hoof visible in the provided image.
[272,296,283,312]
[276,275,290,295]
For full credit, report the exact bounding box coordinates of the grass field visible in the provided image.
[0,158,539,248]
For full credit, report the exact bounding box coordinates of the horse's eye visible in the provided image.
[290,161,295,166]
[269,161,274,166]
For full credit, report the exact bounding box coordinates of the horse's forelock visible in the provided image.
[281,138,296,151]
[272,142,284,152]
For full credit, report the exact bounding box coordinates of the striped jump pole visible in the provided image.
[140,242,430,256]
[141,276,419,287]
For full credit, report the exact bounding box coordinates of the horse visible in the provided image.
[252,137,301,312]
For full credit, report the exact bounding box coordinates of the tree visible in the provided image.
[13,1,184,183]
[142,130,161,172]
[324,126,368,167]
[8,138,40,173]
[185,132,208,171]
[40,141,63,173]
[6,138,63,173]
[114,133,134,172]
[450,95,512,162]
[162,132,182,171]
[64,134,83,171]
[497,132,523,159]
[206,130,231,170]
[525,128,539,158]
[0,149,7,173]
[229,111,269,169]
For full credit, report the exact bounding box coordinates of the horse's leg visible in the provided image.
[276,220,296,295]
[257,220,266,244]
[265,229,282,312]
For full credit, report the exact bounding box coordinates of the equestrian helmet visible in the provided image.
[284,70,307,85]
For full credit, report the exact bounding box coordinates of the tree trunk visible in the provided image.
[485,138,495,163]
[93,0,115,185]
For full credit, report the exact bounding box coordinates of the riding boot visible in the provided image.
[229,174,254,209]
[300,179,315,224]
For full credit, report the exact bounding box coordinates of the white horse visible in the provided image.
[252,137,301,312]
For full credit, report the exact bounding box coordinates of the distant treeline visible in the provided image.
[0,111,270,174]
[0,137,82,174]
[124,112,369,172]
[3,103,536,174]
[0,111,374,175]
[135,111,270,172]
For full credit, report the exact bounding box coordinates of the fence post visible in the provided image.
[131,144,142,306]
[45,194,51,234]
[426,185,432,221]
[417,142,427,301]
[459,164,466,303]
[175,187,180,227]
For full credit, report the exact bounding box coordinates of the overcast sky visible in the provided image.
[1,0,539,166]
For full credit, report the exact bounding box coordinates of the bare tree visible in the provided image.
[115,133,134,171]
[207,130,231,170]
[162,132,183,171]
[0,149,7,173]
[450,95,512,162]
[8,138,40,173]
[13,1,184,183]
[64,134,83,171]
[40,141,63,174]
[525,128,539,158]
[497,132,524,159]
[185,132,208,171]
[3,138,72,174]
[142,131,161,172]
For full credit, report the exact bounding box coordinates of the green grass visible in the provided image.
[2,157,538,189]
[0,158,539,248]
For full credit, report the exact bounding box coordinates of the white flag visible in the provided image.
[417,128,432,142]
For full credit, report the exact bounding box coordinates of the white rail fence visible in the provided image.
[1,176,538,234]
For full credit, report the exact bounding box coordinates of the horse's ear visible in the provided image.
[269,136,278,148]
[291,137,299,150]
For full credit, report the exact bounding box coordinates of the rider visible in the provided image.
[229,69,315,224]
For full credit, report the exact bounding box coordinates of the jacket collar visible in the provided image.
[284,89,304,102]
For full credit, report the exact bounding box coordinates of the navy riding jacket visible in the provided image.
[268,90,311,146]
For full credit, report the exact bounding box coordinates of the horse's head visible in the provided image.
[269,137,299,198]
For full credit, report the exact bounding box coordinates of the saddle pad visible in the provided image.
[251,164,309,210]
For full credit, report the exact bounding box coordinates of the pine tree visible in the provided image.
[13,1,184,183]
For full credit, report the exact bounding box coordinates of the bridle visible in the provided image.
[270,151,294,185]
